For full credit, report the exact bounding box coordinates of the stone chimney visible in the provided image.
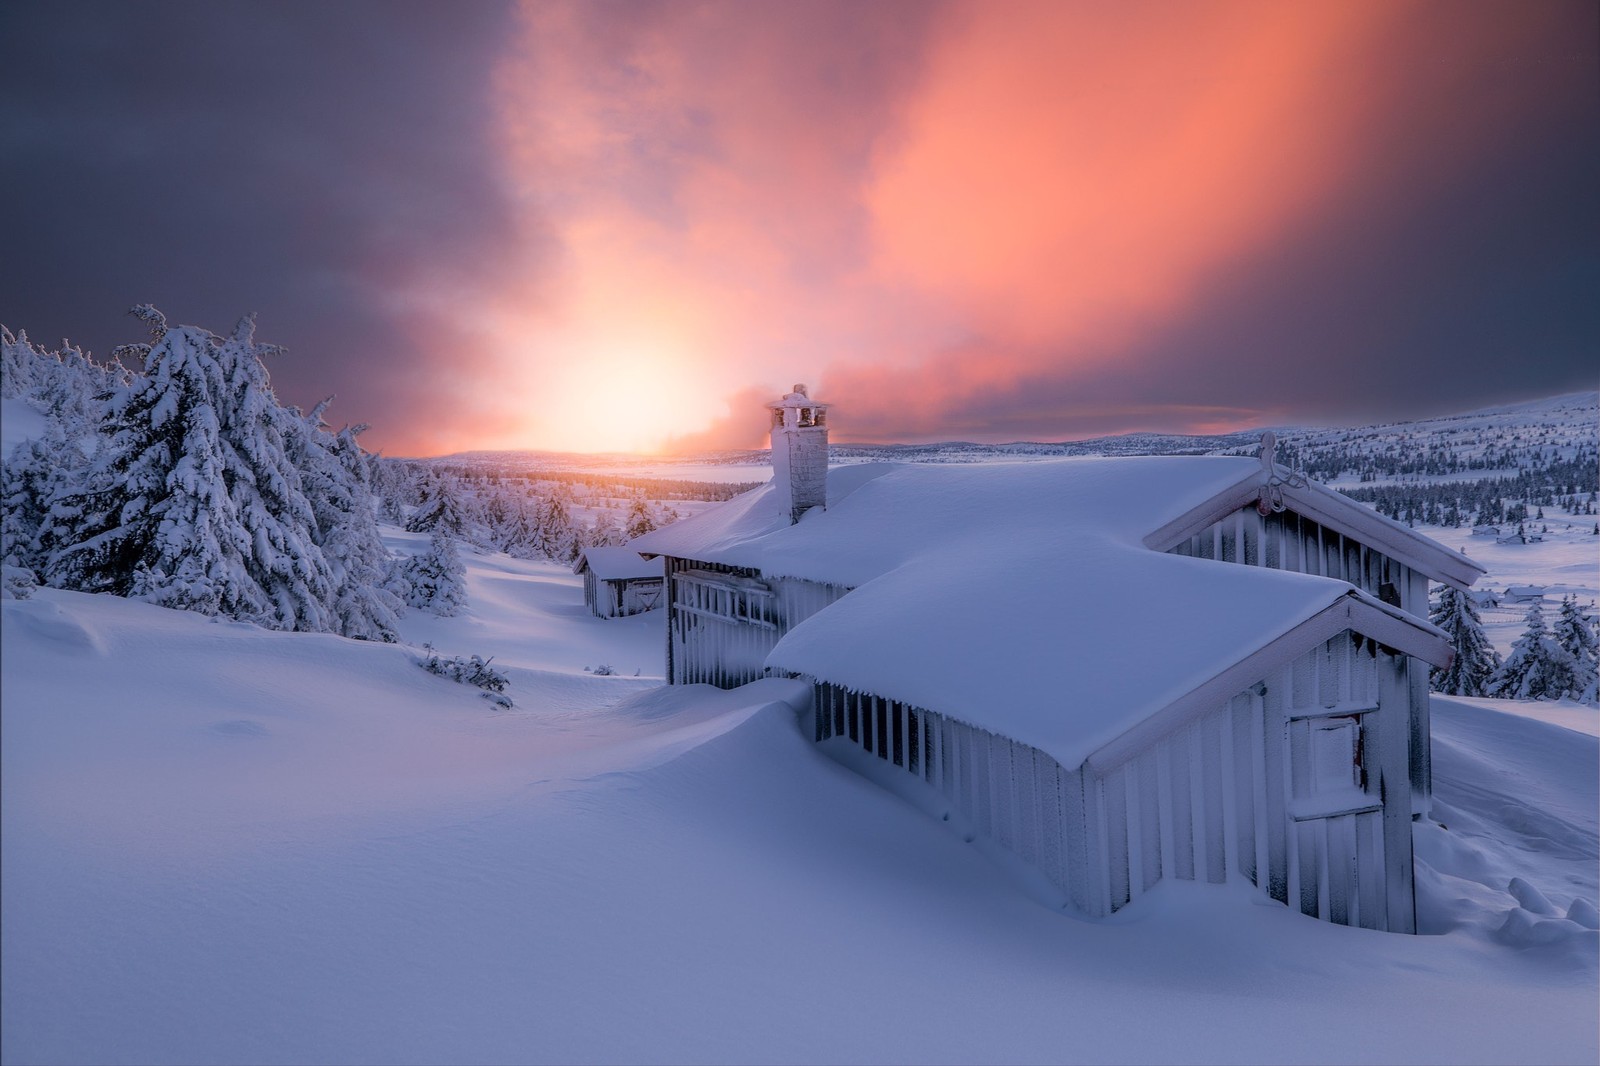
[767,384,829,524]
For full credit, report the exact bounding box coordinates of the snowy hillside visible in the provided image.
[3,537,1596,1065]
[3,338,1596,1065]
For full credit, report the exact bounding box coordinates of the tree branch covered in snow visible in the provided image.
[418,644,511,706]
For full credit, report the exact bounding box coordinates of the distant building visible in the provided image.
[633,392,1485,933]
[1466,589,1501,609]
[573,547,664,618]
[1504,585,1548,604]
[1470,525,1500,537]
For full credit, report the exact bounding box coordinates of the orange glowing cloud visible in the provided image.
[480,1,939,452]
[868,2,1378,344]
[472,0,1582,453]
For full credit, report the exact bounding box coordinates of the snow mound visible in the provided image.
[2,596,106,655]
[1415,696,1598,969]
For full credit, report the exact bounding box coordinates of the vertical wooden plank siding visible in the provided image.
[1408,567,1434,814]
[1066,766,1097,916]
[1177,507,1426,625]
[1081,630,1395,921]
[664,561,848,688]
[1199,715,1227,884]
[1105,767,1132,910]
[808,631,1402,929]
[810,690,1103,913]
[1159,740,1187,882]
[1378,651,1418,933]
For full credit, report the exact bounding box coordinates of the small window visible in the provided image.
[1308,717,1361,793]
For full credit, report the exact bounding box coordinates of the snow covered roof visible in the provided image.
[767,383,827,411]
[633,457,1454,768]
[574,546,663,582]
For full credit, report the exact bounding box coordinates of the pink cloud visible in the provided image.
[463,0,1585,453]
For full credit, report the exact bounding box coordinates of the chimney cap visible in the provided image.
[767,383,828,410]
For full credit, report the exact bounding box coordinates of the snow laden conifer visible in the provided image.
[539,488,581,562]
[624,495,657,540]
[48,309,256,613]
[1,327,41,399]
[589,507,622,549]
[499,497,543,560]
[405,471,469,537]
[2,332,125,579]
[47,308,333,630]
[1428,584,1501,697]
[288,399,403,642]
[404,528,467,616]
[210,314,334,630]
[1553,595,1598,704]
[1489,604,1576,701]
[1,412,92,576]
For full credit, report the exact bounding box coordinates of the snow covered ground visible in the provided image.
[1424,520,1600,664]
[3,536,1595,1065]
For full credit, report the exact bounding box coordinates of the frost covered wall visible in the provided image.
[664,557,848,686]
[582,571,664,618]
[811,632,1415,931]
[1166,505,1435,813]
[1166,506,1425,611]
[772,426,828,525]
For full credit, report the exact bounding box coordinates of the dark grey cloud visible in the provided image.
[1,0,533,448]
[825,0,1600,444]
[1119,8,1600,430]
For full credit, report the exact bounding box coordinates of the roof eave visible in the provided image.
[1141,472,1486,589]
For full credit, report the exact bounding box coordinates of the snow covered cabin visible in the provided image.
[630,389,1485,932]
[573,547,664,618]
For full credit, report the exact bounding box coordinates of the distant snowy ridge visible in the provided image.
[428,388,1597,473]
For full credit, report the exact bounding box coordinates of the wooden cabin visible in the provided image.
[573,546,664,618]
[630,390,1485,932]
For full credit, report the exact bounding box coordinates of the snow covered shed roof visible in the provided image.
[573,546,663,582]
[635,458,1453,769]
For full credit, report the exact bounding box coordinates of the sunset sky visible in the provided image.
[3,0,1596,456]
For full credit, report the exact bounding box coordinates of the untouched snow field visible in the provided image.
[3,537,1597,1065]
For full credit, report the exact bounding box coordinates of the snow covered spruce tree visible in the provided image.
[498,497,543,560]
[405,471,469,536]
[47,308,334,629]
[589,507,621,548]
[288,399,403,641]
[624,495,657,540]
[1489,604,1576,701]
[403,528,466,616]
[1428,584,1501,696]
[538,488,581,562]
[1,413,91,576]
[0,326,43,398]
[1553,595,1598,703]
[2,331,129,578]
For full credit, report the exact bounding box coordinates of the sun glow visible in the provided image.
[457,0,1577,456]
[537,336,707,455]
